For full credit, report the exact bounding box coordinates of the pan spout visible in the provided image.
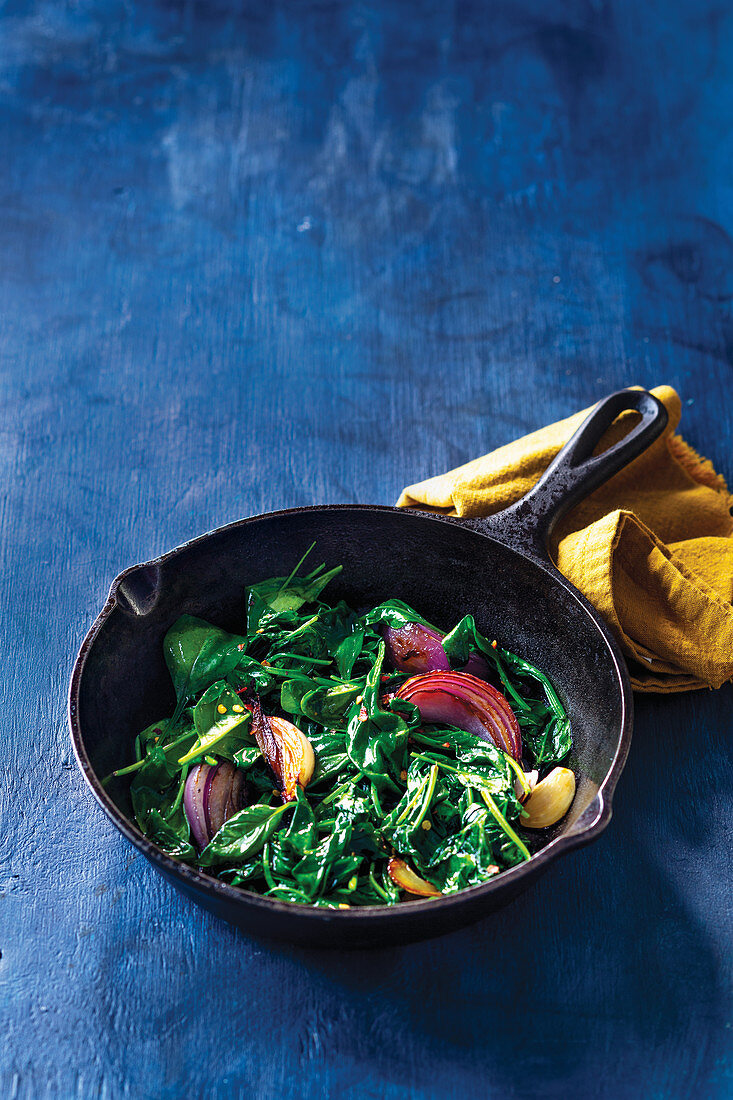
[113,562,162,616]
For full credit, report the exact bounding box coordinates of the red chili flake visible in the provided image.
[358,705,368,722]
[237,643,245,651]
[261,660,270,667]
[380,674,390,682]
[443,742,450,749]
[491,640,498,649]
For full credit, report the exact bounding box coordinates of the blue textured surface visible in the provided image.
[1,1,731,1096]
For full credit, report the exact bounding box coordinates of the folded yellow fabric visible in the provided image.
[397,386,733,693]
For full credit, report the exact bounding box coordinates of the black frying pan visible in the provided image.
[69,389,668,947]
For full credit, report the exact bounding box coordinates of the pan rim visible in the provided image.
[68,503,633,923]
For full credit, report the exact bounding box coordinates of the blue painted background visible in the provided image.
[1,1,731,1096]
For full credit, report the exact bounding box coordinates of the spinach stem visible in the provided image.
[279,614,320,642]
[166,766,189,818]
[261,841,277,891]
[503,754,531,797]
[276,543,316,595]
[480,790,530,860]
[321,774,360,806]
[412,765,438,829]
[102,728,194,785]
[368,869,390,902]
[268,652,333,666]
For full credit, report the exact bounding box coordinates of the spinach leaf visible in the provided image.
[232,744,263,770]
[361,599,436,632]
[284,680,362,730]
[177,682,253,764]
[132,755,195,859]
[226,655,277,694]
[411,751,529,862]
[327,786,380,856]
[454,740,514,791]
[137,718,171,751]
[279,677,311,716]
[317,602,365,679]
[130,735,196,828]
[246,558,342,634]
[517,712,572,767]
[281,789,318,858]
[164,615,249,720]
[198,803,293,867]
[427,807,502,893]
[290,821,354,900]
[381,760,440,855]
[306,725,351,785]
[140,809,195,860]
[265,792,321,888]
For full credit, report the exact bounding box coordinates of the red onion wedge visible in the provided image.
[183,763,211,850]
[384,623,491,679]
[225,768,247,820]
[183,762,249,850]
[461,652,492,679]
[204,762,240,838]
[395,670,522,760]
[384,623,450,674]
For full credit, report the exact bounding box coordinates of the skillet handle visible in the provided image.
[465,389,668,560]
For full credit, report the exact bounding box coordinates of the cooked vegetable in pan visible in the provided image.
[107,548,574,907]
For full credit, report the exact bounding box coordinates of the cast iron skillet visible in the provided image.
[69,389,667,948]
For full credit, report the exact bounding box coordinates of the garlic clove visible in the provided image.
[522,767,576,828]
[387,857,442,897]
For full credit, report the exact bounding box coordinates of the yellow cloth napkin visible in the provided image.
[397,386,733,693]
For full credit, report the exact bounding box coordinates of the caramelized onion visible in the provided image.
[267,716,315,800]
[396,670,521,759]
[249,696,314,802]
[387,857,441,897]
